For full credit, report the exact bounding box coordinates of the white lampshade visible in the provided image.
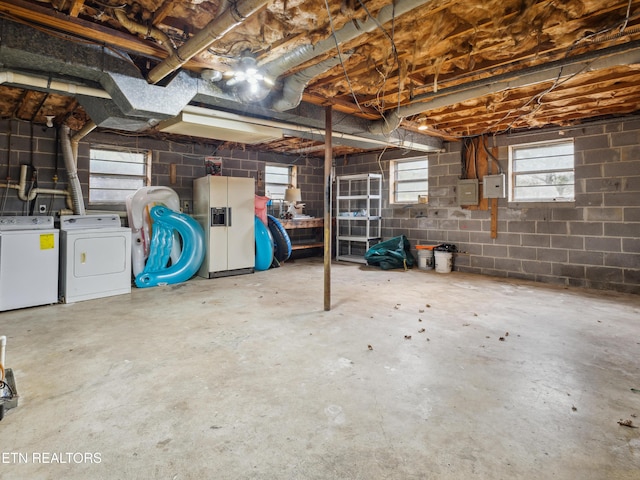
[284,187,301,203]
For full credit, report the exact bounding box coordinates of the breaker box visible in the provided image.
[483,174,506,199]
[457,179,479,206]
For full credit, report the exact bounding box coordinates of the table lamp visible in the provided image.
[284,187,302,216]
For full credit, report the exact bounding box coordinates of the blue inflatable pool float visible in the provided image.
[254,215,274,271]
[267,214,292,262]
[135,206,205,288]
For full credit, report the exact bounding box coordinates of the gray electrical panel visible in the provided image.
[483,174,506,199]
[457,179,479,206]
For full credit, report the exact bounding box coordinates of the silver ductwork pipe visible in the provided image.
[369,41,640,136]
[147,0,269,85]
[259,0,434,112]
[270,54,351,112]
[368,109,402,136]
[261,0,435,80]
[61,124,93,215]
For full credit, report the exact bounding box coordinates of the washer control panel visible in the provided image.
[0,216,55,231]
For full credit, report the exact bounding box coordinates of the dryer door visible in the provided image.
[63,231,132,303]
[73,234,128,277]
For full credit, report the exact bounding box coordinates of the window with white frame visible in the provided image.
[265,164,296,200]
[509,140,574,202]
[89,147,151,205]
[390,157,429,204]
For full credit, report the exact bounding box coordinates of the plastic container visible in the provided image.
[434,244,457,273]
[416,245,435,270]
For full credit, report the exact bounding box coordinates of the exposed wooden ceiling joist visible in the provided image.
[0,0,639,156]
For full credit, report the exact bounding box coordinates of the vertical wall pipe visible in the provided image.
[60,124,94,215]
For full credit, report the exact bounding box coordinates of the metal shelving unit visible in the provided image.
[336,173,382,263]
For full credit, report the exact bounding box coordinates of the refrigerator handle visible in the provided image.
[227,207,232,227]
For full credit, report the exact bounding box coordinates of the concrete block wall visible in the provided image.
[1,117,637,293]
[0,119,63,215]
[78,131,319,217]
[0,120,320,219]
[336,117,640,294]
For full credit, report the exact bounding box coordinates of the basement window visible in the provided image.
[89,147,151,205]
[509,140,574,202]
[265,164,296,200]
[390,157,429,204]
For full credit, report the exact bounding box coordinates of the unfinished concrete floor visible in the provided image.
[1,257,639,479]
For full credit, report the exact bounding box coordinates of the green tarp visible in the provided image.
[364,235,415,270]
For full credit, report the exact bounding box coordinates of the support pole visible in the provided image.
[490,143,499,239]
[323,106,332,311]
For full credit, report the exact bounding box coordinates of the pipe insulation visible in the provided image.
[147,0,270,84]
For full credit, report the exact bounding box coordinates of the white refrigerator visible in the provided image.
[194,175,255,278]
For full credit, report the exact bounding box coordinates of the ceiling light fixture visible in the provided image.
[45,115,55,128]
[226,56,273,103]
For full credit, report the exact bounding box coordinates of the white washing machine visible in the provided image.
[59,214,132,303]
[0,216,59,311]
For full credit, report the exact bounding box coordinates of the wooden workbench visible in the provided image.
[280,217,324,251]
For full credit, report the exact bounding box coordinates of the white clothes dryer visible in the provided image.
[59,214,132,303]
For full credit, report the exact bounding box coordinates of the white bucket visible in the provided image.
[434,251,453,273]
[417,249,434,270]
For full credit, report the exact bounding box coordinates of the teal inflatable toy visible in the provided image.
[135,206,205,288]
[254,215,274,271]
[267,214,292,262]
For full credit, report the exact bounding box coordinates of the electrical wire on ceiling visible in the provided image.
[620,0,633,32]
[89,0,128,9]
[356,0,402,116]
[484,70,575,135]
[480,0,639,137]
[322,0,366,116]
[405,0,640,140]
[566,0,636,54]
[90,0,128,9]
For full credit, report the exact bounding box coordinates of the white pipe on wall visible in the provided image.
[0,71,111,99]
[0,166,73,210]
